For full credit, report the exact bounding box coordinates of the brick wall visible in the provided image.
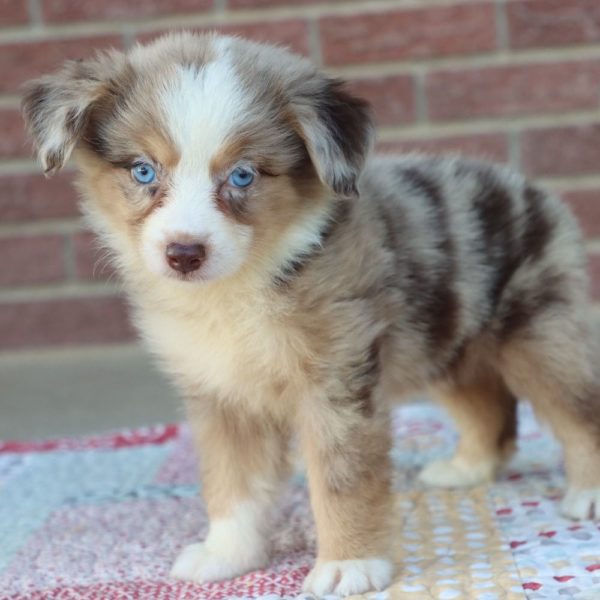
[1,0,599,350]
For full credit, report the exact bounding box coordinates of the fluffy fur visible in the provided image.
[22,32,600,597]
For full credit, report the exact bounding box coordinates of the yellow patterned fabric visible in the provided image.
[378,403,600,599]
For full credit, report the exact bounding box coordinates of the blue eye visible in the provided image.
[131,162,156,184]
[228,166,255,188]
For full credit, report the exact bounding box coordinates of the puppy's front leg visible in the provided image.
[171,400,289,583]
[300,385,394,597]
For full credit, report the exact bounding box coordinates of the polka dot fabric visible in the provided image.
[0,403,598,599]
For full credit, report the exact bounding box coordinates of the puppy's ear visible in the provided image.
[21,54,121,176]
[290,76,374,198]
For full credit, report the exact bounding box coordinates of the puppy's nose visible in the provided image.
[166,242,206,274]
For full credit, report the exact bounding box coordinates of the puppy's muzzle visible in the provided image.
[166,242,206,274]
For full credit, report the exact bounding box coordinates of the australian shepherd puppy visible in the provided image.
[22,32,600,597]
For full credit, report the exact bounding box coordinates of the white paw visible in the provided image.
[418,457,496,488]
[561,487,600,520]
[302,558,393,598]
[170,541,268,583]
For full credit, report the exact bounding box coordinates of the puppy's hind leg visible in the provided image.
[170,399,290,583]
[419,369,517,488]
[499,317,600,520]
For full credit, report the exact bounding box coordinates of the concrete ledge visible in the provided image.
[0,344,180,441]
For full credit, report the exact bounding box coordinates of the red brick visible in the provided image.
[0,295,135,349]
[521,124,600,177]
[377,132,509,163]
[42,0,212,23]
[0,0,29,27]
[138,20,309,56]
[0,172,79,222]
[347,75,415,127]
[72,231,117,282]
[0,234,66,287]
[0,109,28,159]
[320,4,496,66]
[231,0,346,6]
[427,60,600,122]
[587,252,600,300]
[563,189,600,239]
[0,35,122,94]
[508,0,600,49]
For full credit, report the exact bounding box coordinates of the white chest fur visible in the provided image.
[134,278,307,416]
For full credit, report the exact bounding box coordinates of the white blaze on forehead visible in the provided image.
[160,42,253,174]
[142,43,255,281]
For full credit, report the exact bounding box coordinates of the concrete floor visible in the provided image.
[0,344,181,441]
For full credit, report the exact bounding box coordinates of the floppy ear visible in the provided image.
[21,54,121,177]
[290,76,374,198]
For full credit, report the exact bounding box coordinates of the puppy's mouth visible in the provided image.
[165,269,209,283]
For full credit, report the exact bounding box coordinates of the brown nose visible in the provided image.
[166,242,206,274]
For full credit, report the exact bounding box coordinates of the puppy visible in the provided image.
[22,32,600,597]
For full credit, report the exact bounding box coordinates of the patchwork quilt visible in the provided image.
[1,403,599,599]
